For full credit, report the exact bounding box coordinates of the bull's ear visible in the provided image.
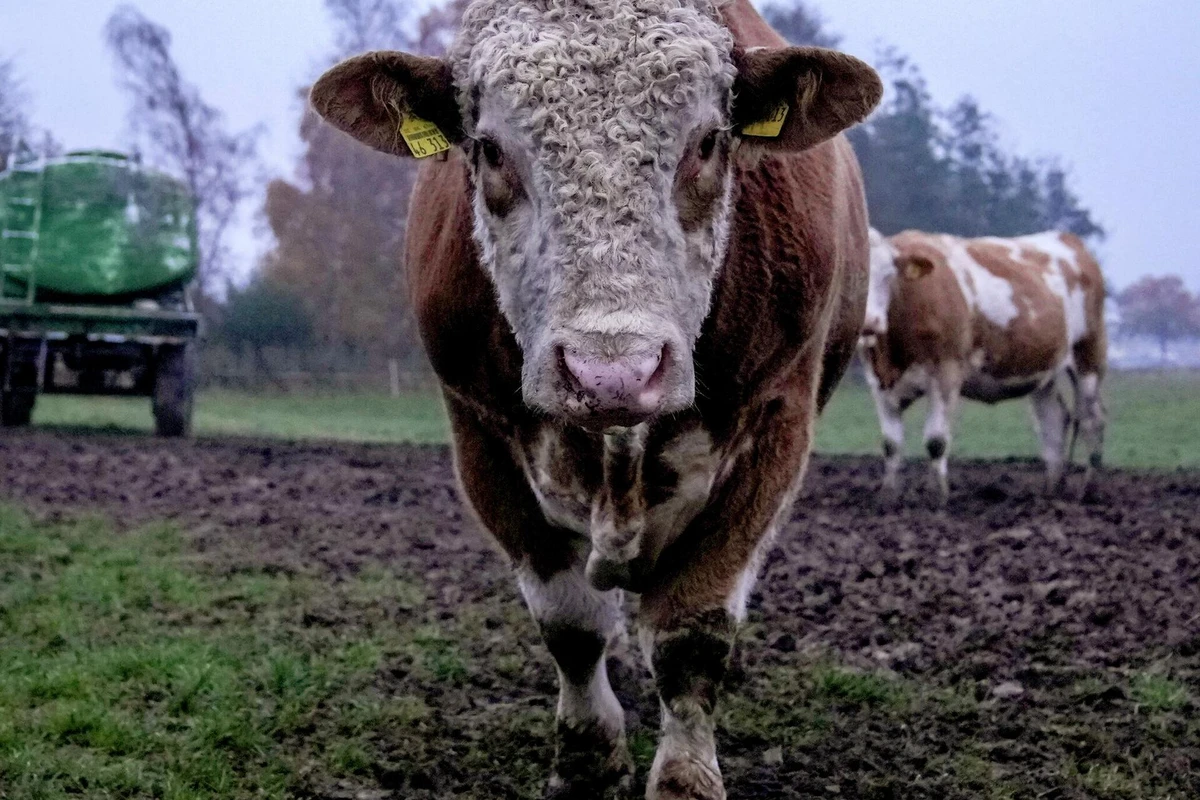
[310,51,465,158]
[731,46,882,152]
[899,255,936,281]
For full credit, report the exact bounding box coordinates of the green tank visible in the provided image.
[0,150,197,300]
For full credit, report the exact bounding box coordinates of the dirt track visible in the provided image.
[3,429,1198,798]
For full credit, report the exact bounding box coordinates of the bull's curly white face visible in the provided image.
[450,0,738,426]
[309,0,883,428]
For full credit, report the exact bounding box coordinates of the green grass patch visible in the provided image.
[0,505,437,799]
[815,369,1200,470]
[1129,672,1190,712]
[720,662,907,752]
[35,389,449,444]
[29,371,1200,469]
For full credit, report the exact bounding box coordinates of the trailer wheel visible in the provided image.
[153,344,195,437]
[0,391,35,427]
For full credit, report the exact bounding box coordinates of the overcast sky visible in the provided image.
[2,0,1197,289]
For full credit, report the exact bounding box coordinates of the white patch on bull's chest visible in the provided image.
[523,428,592,536]
[651,428,720,547]
[940,236,1020,329]
[522,426,719,547]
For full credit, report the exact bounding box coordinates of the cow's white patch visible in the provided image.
[517,559,620,633]
[1018,232,1079,271]
[1015,232,1090,346]
[516,564,626,731]
[863,228,897,336]
[726,527,773,621]
[939,235,1020,329]
[524,427,592,535]
[650,428,720,550]
[523,424,719,561]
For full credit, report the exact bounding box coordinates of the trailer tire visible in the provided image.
[0,391,35,427]
[153,344,195,438]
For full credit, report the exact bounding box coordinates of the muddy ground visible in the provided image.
[2,428,1198,799]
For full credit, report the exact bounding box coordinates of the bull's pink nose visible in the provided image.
[562,347,665,413]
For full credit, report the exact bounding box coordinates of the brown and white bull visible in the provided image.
[860,229,1107,505]
[310,2,881,797]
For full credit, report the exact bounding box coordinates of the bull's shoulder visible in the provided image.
[696,135,870,427]
[405,151,525,417]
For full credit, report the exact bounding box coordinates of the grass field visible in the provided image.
[0,508,439,798]
[2,507,1192,799]
[31,370,1200,470]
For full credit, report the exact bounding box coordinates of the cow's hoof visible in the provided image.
[546,721,634,800]
[647,757,725,800]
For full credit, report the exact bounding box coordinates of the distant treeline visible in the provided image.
[762,3,1104,241]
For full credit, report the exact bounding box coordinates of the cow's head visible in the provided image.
[312,0,881,428]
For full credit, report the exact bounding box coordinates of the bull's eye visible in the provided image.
[698,130,719,161]
[481,138,504,170]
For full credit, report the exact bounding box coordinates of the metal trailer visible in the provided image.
[0,148,200,436]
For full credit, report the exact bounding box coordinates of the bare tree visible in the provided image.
[0,56,31,170]
[412,0,469,55]
[104,6,260,297]
[761,1,842,49]
[325,0,409,55]
[1116,276,1200,359]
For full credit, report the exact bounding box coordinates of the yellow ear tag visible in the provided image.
[741,101,790,138]
[399,113,451,158]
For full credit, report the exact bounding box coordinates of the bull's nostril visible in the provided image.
[561,345,668,408]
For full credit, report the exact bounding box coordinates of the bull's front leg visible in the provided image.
[519,556,633,799]
[640,393,814,800]
[445,398,632,798]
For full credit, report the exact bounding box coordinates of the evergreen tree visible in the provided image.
[763,1,1105,242]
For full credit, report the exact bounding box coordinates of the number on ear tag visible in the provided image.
[742,101,790,138]
[399,114,451,158]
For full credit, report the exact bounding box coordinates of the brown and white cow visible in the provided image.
[860,229,1107,505]
[310,2,881,797]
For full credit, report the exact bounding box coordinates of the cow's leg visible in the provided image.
[639,388,813,800]
[1073,371,1106,493]
[640,607,736,800]
[519,559,632,798]
[1031,380,1071,494]
[869,382,906,503]
[923,366,961,506]
[444,397,631,797]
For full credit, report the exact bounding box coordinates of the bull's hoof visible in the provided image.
[546,720,634,800]
[647,757,725,800]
